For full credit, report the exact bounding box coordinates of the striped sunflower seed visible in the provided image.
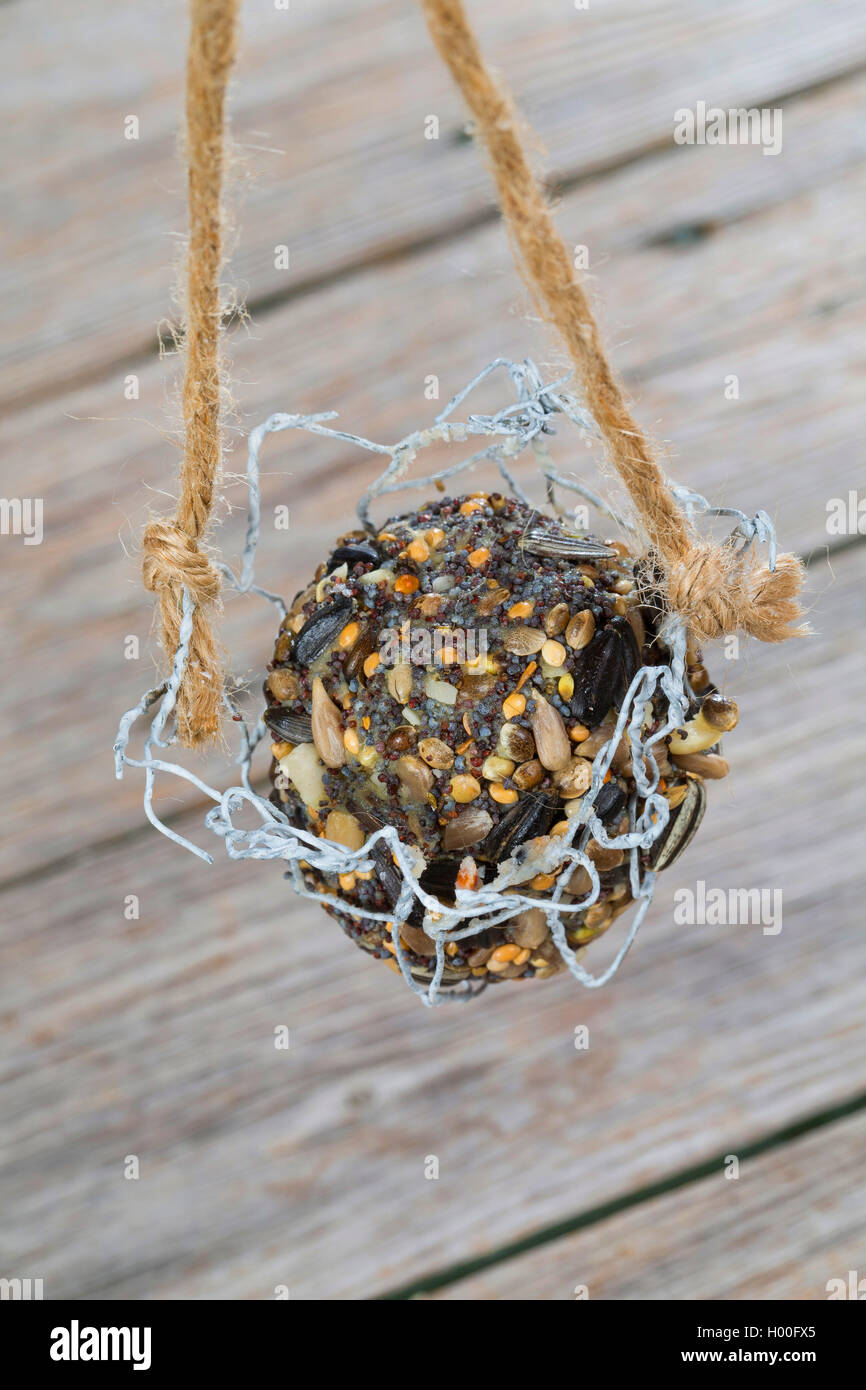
[648,776,706,871]
[519,527,617,562]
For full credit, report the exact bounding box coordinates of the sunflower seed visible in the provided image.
[593,782,627,824]
[418,856,461,899]
[571,623,628,726]
[264,708,313,744]
[310,677,345,768]
[648,776,706,871]
[530,693,571,771]
[370,840,404,905]
[611,614,641,688]
[481,791,558,863]
[327,539,381,570]
[519,528,617,562]
[295,595,354,666]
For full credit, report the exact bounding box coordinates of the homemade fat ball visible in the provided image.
[264,494,733,987]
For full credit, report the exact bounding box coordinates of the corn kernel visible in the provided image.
[395,574,419,594]
[338,621,360,649]
[529,872,557,891]
[507,600,534,619]
[502,692,526,719]
[407,538,429,563]
[451,774,481,803]
[558,673,574,700]
[570,723,590,742]
[468,546,490,567]
[270,740,293,759]
[424,527,446,550]
[343,727,361,756]
[541,639,566,668]
[338,872,356,892]
[481,755,515,782]
[460,499,485,515]
[363,652,380,678]
[489,784,519,805]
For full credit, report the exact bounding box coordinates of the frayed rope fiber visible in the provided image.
[141,0,240,748]
[419,0,807,649]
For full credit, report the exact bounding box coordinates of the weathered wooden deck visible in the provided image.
[2,0,865,1300]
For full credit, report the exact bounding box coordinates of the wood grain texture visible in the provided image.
[429,1111,866,1299]
[3,0,866,409]
[0,544,861,1300]
[2,73,865,880]
[3,0,865,1303]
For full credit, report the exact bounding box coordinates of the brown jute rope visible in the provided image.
[141,0,240,747]
[421,0,806,646]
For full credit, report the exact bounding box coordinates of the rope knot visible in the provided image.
[142,519,221,607]
[663,540,807,646]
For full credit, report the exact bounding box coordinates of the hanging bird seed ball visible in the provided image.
[263,495,734,989]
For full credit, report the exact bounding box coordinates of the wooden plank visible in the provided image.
[2,77,864,880]
[429,1110,866,1299]
[4,0,866,409]
[0,544,862,1299]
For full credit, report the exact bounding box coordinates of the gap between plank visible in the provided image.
[376,1088,866,1300]
[9,59,866,418]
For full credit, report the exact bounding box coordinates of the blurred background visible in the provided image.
[1,0,865,1299]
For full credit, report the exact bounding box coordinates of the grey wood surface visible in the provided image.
[430,1111,866,1300]
[1,0,865,1300]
